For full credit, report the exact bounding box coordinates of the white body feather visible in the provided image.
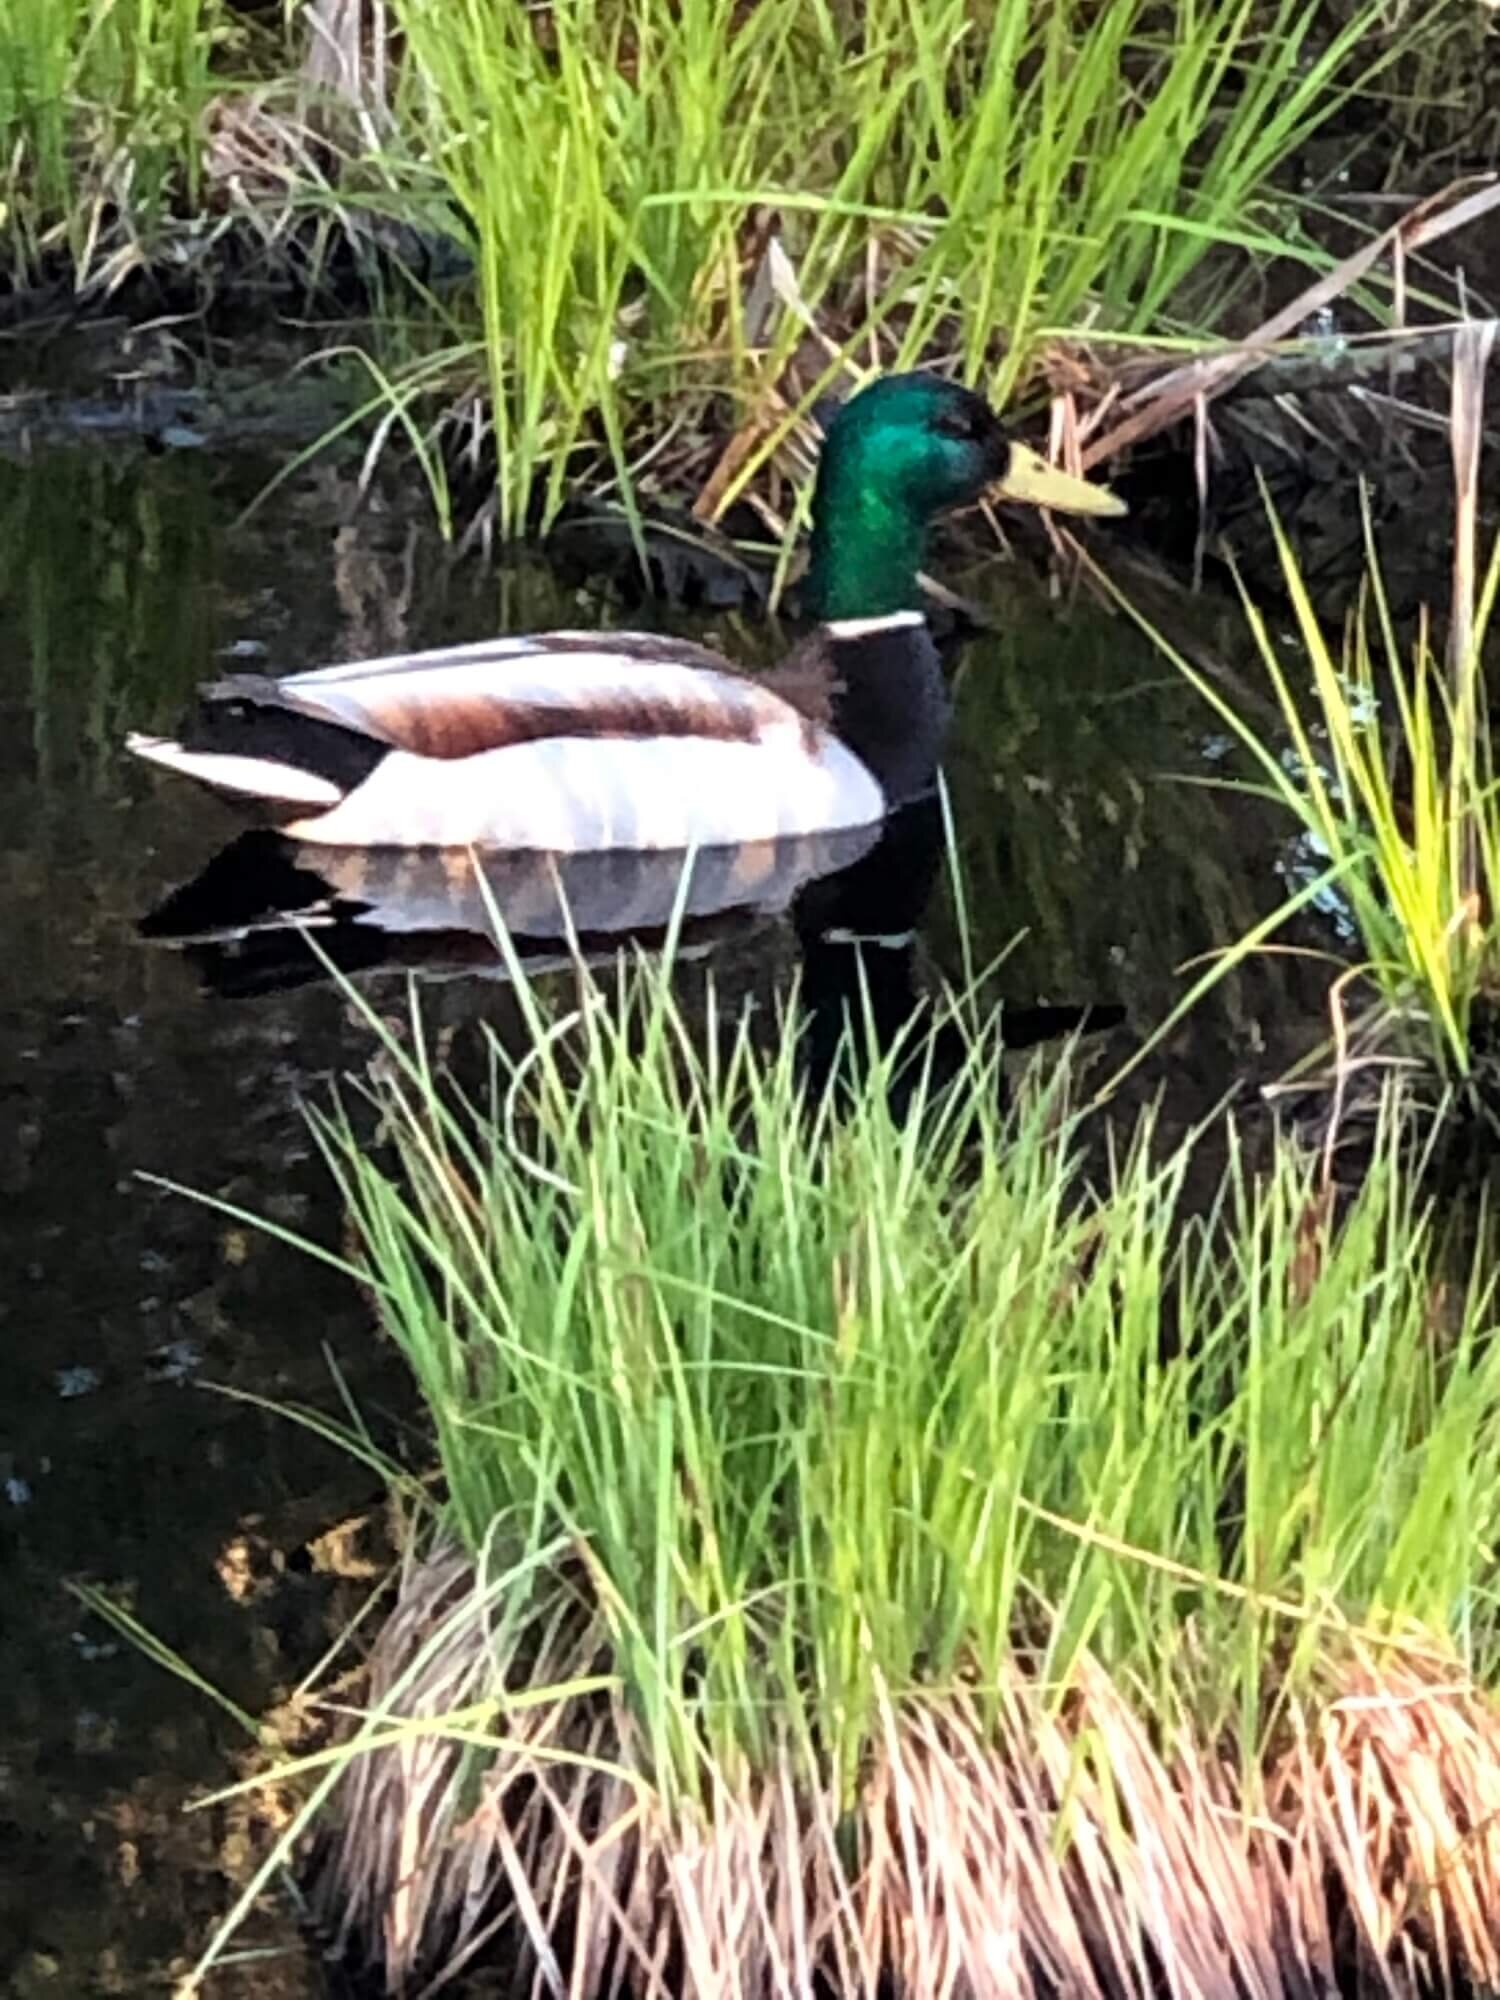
[125,736,343,809]
[283,729,880,848]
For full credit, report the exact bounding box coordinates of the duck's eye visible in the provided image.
[935,410,980,442]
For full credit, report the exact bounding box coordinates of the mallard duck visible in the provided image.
[126,373,1122,851]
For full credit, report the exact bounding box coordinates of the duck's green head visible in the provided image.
[804,372,1122,622]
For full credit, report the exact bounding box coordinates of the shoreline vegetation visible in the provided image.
[3,1,1497,547]
[29,1,1500,1993]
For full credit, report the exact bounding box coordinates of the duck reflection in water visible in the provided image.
[138,823,877,996]
[139,801,1122,1114]
[792,792,1123,1113]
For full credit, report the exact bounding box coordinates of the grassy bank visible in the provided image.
[383,0,1400,536]
[4,1,1473,537]
[157,953,1500,1996]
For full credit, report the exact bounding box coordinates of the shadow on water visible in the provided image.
[0,443,1332,1992]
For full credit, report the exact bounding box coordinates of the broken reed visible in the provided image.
[183,953,1500,1993]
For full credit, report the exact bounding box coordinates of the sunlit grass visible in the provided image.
[1102,310,1500,1107]
[129,935,1500,1992]
[1241,506,1500,1083]
[380,0,1406,533]
[0,0,241,276]
[1126,486,1500,1095]
[1,0,1436,539]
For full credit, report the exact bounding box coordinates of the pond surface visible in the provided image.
[0,435,1328,1993]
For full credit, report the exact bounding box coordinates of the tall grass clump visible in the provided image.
[1133,505,1500,1100]
[183,952,1500,1995]
[383,0,1399,533]
[0,0,235,279]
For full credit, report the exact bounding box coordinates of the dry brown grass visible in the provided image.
[311,1546,1500,1997]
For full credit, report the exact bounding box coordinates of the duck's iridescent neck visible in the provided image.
[802,458,927,622]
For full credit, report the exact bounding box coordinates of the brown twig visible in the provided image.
[1081,177,1500,471]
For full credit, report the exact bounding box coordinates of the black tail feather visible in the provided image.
[182,679,387,794]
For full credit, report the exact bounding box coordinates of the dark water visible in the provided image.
[0,442,1326,1993]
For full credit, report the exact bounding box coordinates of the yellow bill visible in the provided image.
[992,442,1127,517]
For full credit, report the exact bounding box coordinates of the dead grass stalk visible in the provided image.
[315,1549,1500,1997]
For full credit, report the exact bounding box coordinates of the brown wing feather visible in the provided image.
[203,667,764,755]
[333,686,767,759]
[204,636,817,761]
[760,635,838,750]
